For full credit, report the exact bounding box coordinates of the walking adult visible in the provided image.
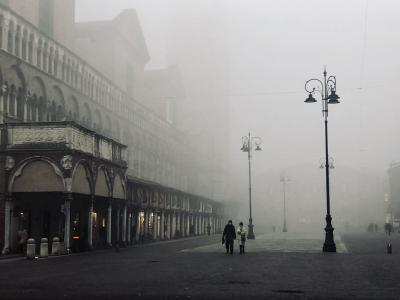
[237,222,247,254]
[222,220,236,254]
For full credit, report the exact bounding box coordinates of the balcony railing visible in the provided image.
[1,121,127,165]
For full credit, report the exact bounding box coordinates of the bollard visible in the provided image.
[387,242,392,254]
[26,238,36,259]
[40,238,48,257]
[51,237,60,256]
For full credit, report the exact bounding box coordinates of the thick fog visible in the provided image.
[76,0,398,232]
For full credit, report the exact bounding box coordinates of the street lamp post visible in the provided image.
[280,175,290,233]
[241,132,262,240]
[304,67,340,253]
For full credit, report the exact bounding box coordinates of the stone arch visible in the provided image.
[27,76,46,121]
[28,76,46,99]
[5,65,26,89]
[66,95,79,121]
[94,166,110,197]
[28,32,34,62]
[71,160,93,195]
[14,24,21,56]
[36,38,42,67]
[48,86,65,121]
[7,20,14,53]
[9,157,65,193]
[4,65,26,119]
[21,28,28,60]
[112,173,125,200]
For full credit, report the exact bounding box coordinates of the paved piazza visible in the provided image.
[1,231,400,299]
[181,231,348,253]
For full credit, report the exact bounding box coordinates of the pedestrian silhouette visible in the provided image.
[222,220,236,254]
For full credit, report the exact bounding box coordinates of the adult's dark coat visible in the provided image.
[223,224,237,241]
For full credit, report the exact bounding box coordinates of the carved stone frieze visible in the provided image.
[69,128,93,154]
[11,127,65,144]
[60,155,73,170]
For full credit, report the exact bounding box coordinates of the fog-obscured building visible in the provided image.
[388,162,400,225]
[0,0,226,255]
[165,0,231,202]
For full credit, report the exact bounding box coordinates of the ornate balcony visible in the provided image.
[0,121,127,166]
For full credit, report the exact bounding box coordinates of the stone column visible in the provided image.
[166,212,171,240]
[8,32,15,54]
[200,215,203,235]
[127,212,132,245]
[87,196,94,250]
[180,214,185,238]
[152,211,158,240]
[135,211,141,243]
[122,205,127,246]
[0,92,3,123]
[144,209,149,240]
[170,212,175,239]
[116,206,121,246]
[23,98,28,121]
[194,215,198,235]
[176,213,181,238]
[0,24,8,51]
[63,194,72,252]
[1,197,13,254]
[160,211,165,240]
[107,201,112,247]
[186,215,190,236]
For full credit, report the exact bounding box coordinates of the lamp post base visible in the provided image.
[323,214,336,252]
[247,219,255,239]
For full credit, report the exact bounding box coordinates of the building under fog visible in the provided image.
[387,162,400,226]
[0,0,226,254]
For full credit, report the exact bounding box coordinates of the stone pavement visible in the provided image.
[181,231,348,253]
[1,232,400,299]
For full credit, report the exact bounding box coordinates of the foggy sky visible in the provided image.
[75,0,399,229]
[76,0,400,169]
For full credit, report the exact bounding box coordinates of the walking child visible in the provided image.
[237,222,246,254]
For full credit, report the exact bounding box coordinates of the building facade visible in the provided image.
[387,162,400,226]
[0,1,225,254]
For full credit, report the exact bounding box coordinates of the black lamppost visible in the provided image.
[280,175,290,233]
[304,67,340,252]
[241,132,262,239]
